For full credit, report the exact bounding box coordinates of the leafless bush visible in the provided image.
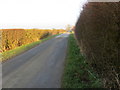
[75,2,120,88]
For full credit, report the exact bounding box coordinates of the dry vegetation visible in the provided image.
[0,29,66,52]
[75,2,120,88]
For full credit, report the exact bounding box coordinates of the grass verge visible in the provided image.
[1,34,59,62]
[61,34,103,88]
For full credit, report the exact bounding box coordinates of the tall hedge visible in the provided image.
[1,29,65,52]
[75,2,120,88]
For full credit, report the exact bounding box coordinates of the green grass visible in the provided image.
[61,34,103,88]
[1,34,59,62]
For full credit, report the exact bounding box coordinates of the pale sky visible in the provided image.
[0,0,87,29]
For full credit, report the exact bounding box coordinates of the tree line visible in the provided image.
[1,29,66,52]
[75,2,120,88]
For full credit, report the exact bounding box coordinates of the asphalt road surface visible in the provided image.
[2,34,69,88]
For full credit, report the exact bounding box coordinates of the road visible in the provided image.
[2,34,69,88]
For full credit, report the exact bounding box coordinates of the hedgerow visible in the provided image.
[75,2,120,88]
[1,29,66,52]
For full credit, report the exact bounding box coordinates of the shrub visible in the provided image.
[1,29,66,52]
[75,2,120,88]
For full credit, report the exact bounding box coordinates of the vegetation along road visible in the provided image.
[2,34,69,88]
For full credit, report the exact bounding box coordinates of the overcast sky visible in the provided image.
[0,0,87,29]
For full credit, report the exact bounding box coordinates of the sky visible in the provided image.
[0,0,87,29]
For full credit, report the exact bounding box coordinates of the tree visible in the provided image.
[66,24,72,32]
